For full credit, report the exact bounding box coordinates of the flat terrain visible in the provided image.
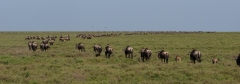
[0,32,240,84]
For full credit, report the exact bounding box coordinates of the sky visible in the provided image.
[0,0,240,32]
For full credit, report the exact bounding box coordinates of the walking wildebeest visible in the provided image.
[105,44,113,58]
[76,43,85,52]
[40,43,50,51]
[157,50,169,63]
[93,44,102,57]
[140,48,152,62]
[190,49,202,64]
[125,46,133,59]
[212,57,218,64]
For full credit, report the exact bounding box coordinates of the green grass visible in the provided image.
[0,32,240,83]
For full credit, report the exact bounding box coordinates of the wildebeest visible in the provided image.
[93,44,102,57]
[28,41,38,51]
[25,36,32,40]
[40,43,50,51]
[59,38,65,42]
[125,46,133,59]
[140,48,152,62]
[157,50,169,63]
[76,43,85,52]
[175,55,181,62]
[49,40,54,45]
[190,49,202,64]
[212,57,218,64]
[105,44,113,58]
[236,54,240,67]
[42,39,49,44]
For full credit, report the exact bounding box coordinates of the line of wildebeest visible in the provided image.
[26,33,240,67]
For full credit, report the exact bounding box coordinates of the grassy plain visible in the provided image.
[0,32,240,84]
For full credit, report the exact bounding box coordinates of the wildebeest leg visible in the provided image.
[141,55,144,62]
[125,53,128,58]
[28,45,32,51]
[166,58,168,63]
[108,53,111,58]
[105,51,108,58]
[130,53,133,59]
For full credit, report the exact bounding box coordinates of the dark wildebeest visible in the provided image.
[40,43,50,51]
[236,54,240,67]
[212,57,218,64]
[93,44,102,57]
[28,41,38,51]
[125,46,133,59]
[105,44,113,58]
[190,49,202,64]
[76,43,85,52]
[87,36,92,39]
[140,48,152,62]
[157,50,169,63]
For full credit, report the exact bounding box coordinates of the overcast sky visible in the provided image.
[0,0,239,31]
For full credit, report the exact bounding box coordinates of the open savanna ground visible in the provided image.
[0,32,240,84]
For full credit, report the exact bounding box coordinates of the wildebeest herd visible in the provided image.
[26,34,240,67]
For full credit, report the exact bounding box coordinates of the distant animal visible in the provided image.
[105,45,113,58]
[125,46,133,59]
[59,38,65,42]
[93,44,102,57]
[236,54,240,67]
[40,43,50,51]
[157,50,169,63]
[42,39,49,44]
[140,48,152,62]
[87,36,92,39]
[76,43,85,52]
[212,57,218,64]
[28,41,38,51]
[49,40,54,45]
[175,55,181,62]
[190,49,202,64]
[25,36,32,40]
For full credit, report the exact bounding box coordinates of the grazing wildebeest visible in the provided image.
[40,43,50,51]
[87,36,92,39]
[42,39,49,44]
[125,46,133,59]
[76,43,85,52]
[236,54,240,67]
[157,50,169,63]
[190,49,202,64]
[93,44,102,57]
[140,48,152,62]
[25,36,32,40]
[212,57,218,64]
[175,55,181,62]
[105,44,113,58]
[59,38,65,42]
[49,40,54,45]
[28,41,38,51]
